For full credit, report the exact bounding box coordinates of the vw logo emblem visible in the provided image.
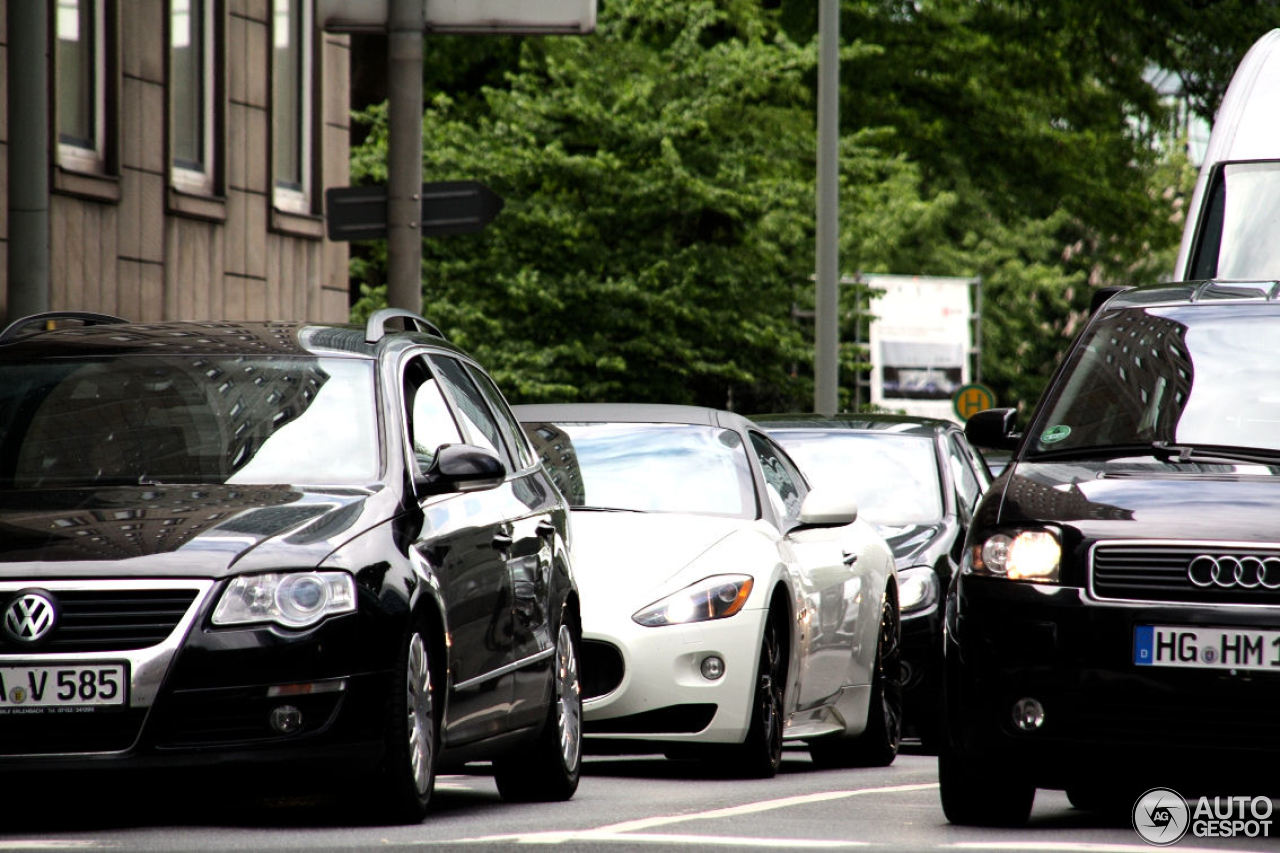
[1188,555,1280,590]
[2,590,58,644]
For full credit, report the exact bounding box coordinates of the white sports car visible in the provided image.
[515,403,900,776]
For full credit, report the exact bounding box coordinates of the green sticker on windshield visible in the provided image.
[1041,424,1071,444]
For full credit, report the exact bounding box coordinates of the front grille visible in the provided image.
[0,588,199,652]
[581,639,624,700]
[1091,543,1280,606]
[585,704,717,735]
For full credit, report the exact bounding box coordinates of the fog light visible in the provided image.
[700,655,725,680]
[270,704,303,734]
[1012,697,1045,731]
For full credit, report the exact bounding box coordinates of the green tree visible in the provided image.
[351,0,953,411]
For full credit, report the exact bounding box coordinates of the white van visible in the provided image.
[1175,28,1280,281]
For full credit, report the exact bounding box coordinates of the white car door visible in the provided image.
[749,432,858,709]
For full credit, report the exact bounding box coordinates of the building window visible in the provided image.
[55,0,108,174]
[272,0,312,214]
[170,0,217,195]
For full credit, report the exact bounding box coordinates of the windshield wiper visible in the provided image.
[1149,441,1280,467]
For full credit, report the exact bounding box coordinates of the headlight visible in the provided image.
[898,566,939,615]
[632,575,754,627]
[213,571,356,629]
[970,530,1061,583]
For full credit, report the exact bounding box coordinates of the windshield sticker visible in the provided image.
[1040,425,1072,444]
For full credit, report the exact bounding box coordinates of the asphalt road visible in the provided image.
[1,746,1275,851]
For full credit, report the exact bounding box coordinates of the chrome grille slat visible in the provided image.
[1092,542,1280,605]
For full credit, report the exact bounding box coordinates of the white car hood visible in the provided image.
[568,510,749,622]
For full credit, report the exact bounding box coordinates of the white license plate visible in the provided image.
[1134,625,1280,672]
[0,663,127,710]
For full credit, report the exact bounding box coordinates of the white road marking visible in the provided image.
[437,781,937,847]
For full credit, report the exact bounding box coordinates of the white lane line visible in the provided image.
[0,844,111,850]
[438,781,937,846]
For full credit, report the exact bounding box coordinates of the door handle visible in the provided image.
[841,551,859,567]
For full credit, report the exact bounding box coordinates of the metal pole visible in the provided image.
[7,1,51,321]
[814,0,839,415]
[387,0,424,312]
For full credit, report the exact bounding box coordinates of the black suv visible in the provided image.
[0,310,581,821]
[944,281,1280,824]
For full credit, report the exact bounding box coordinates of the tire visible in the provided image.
[731,606,786,778]
[809,594,903,768]
[938,740,1035,826]
[371,627,437,824]
[494,621,583,802]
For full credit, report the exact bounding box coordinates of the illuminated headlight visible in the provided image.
[213,572,356,629]
[632,575,754,627]
[898,567,939,615]
[970,530,1061,583]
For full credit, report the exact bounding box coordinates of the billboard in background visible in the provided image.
[865,274,978,421]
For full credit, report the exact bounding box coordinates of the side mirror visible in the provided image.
[964,408,1020,451]
[416,444,506,496]
[794,488,859,529]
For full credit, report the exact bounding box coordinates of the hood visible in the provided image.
[0,484,386,578]
[567,510,752,621]
[876,522,945,567]
[995,459,1280,543]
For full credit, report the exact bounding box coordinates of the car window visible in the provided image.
[429,356,510,468]
[0,355,380,487]
[465,363,536,471]
[403,357,464,473]
[771,430,944,525]
[947,434,981,516]
[521,421,757,518]
[749,432,807,526]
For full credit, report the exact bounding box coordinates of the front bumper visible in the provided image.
[947,575,1280,790]
[582,606,767,746]
[0,580,393,771]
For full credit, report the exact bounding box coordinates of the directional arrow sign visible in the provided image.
[325,181,504,241]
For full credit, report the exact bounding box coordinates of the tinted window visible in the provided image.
[430,356,509,467]
[1191,161,1280,281]
[947,434,981,514]
[404,357,463,472]
[522,421,757,518]
[466,363,535,471]
[0,356,378,486]
[1027,304,1280,454]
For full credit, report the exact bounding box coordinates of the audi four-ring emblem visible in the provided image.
[1187,555,1280,589]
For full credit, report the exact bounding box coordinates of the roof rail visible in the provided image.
[0,311,130,343]
[364,308,446,343]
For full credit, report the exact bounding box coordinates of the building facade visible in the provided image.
[1,0,352,327]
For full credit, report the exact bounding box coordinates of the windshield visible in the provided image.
[1029,305,1280,456]
[0,356,379,487]
[772,431,943,525]
[522,421,757,518]
[1191,161,1280,280]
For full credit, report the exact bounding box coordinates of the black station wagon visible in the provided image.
[0,310,581,822]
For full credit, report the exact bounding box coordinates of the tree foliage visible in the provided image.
[349,0,1274,413]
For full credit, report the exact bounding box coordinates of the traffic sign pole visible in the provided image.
[386,0,425,313]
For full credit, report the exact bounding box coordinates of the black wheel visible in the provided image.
[494,621,583,801]
[731,606,786,778]
[371,627,436,824]
[809,594,902,768]
[938,740,1035,826]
